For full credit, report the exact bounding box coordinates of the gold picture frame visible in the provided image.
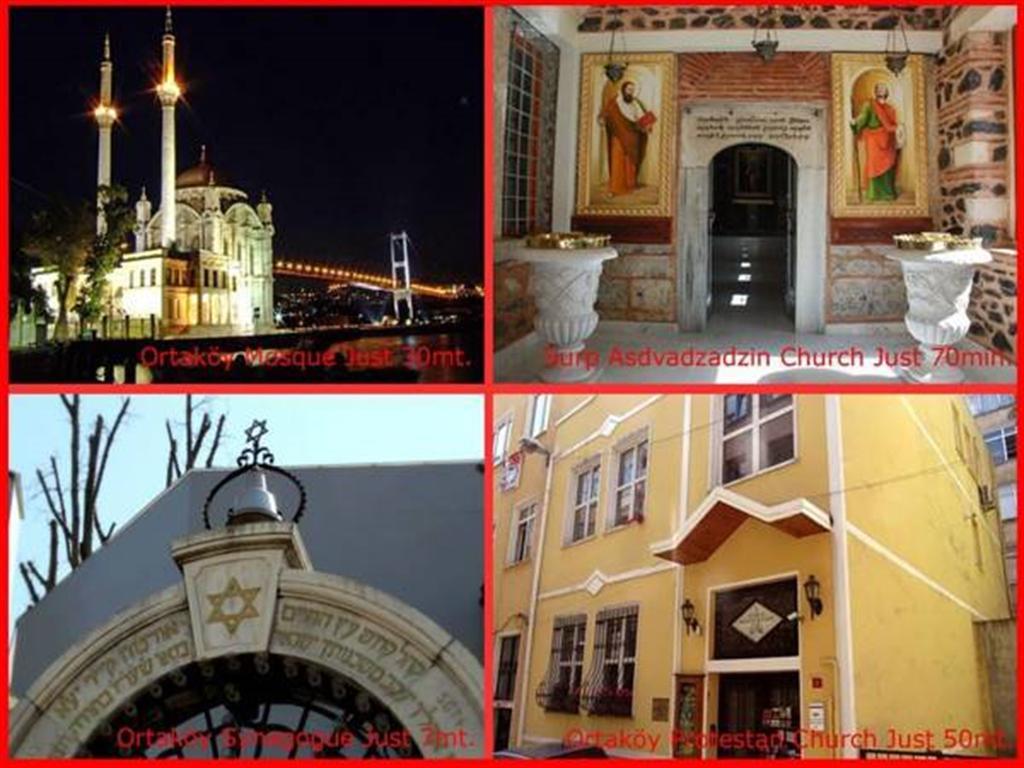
[575,52,677,218]
[831,53,928,218]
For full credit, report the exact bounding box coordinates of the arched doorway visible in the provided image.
[677,102,828,334]
[10,532,484,758]
[709,143,797,329]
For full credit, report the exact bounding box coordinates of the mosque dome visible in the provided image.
[176,145,231,188]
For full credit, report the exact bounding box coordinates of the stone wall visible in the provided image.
[578,6,951,33]
[935,30,1015,360]
[827,245,906,324]
[935,31,1012,245]
[495,259,535,350]
[968,249,1017,359]
[596,245,677,322]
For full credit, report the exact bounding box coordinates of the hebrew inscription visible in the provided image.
[45,610,195,755]
[271,598,481,757]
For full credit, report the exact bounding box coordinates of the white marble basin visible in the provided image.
[884,246,992,383]
[514,245,618,382]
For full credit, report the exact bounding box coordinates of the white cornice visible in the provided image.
[538,563,677,601]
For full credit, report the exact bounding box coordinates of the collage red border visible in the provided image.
[0,0,1021,764]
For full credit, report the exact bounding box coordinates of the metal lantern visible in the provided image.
[681,598,700,635]
[885,20,911,76]
[804,574,823,618]
[604,25,628,82]
[752,10,779,63]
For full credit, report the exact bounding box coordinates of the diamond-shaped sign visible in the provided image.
[731,601,782,643]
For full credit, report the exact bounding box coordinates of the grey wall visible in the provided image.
[11,461,483,696]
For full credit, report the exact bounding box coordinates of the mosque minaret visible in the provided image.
[156,7,179,248]
[94,33,115,234]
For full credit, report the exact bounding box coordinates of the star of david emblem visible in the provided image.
[245,420,269,445]
[731,601,782,643]
[206,577,261,635]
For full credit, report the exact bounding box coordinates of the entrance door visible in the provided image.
[709,144,797,330]
[716,672,800,758]
[493,635,520,752]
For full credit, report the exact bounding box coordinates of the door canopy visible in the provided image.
[651,486,831,565]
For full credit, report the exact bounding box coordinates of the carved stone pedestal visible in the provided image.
[514,245,618,382]
[885,247,991,384]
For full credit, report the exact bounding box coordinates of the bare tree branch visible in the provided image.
[166,420,179,487]
[185,394,194,468]
[188,413,212,468]
[18,396,131,607]
[166,396,226,487]
[80,415,103,561]
[35,466,74,565]
[45,520,59,589]
[19,522,60,606]
[205,414,227,468]
[62,394,82,567]
[19,563,41,606]
[47,456,74,565]
[48,456,69,529]
[92,398,130,506]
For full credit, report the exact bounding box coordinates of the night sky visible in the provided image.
[10,7,482,283]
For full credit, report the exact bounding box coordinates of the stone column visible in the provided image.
[678,165,710,332]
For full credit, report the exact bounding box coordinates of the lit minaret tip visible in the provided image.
[156,6,181,248]
[95,32,115,234]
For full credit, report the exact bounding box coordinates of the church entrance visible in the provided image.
[709,144,797,331]
[716,672,800,758]
[677,102,827,335]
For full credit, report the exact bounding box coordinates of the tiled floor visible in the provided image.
[496,319,1016,384]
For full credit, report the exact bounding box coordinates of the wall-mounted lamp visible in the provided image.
[519,437,552,465]
[803,574,823,619]
[681,598,701,635]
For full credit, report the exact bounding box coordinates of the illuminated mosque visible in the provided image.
[34,9,275,335]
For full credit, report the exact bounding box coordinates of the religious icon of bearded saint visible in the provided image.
[598,79,656,197]
[850,82,904,202]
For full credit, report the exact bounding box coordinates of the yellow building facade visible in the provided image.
[492,395,1012,758]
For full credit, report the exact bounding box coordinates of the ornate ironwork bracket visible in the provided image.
[202,420,307,529]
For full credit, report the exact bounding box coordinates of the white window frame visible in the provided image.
[600,614,638,691]
[714,395,797,486]
[527,394,552,439]
[984,426,1017,465]
[493,412,514,466]
[507,500,538,566]
[998,483,1017,521]
[609,428,651,528]
[565,457,601,545]
[554,618,586,698]
[967,394,1016,416]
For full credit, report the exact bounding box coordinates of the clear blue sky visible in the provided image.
[9,394,482,627]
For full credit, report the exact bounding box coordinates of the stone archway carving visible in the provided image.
[10,523,483,758]
[677,101,829,333]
